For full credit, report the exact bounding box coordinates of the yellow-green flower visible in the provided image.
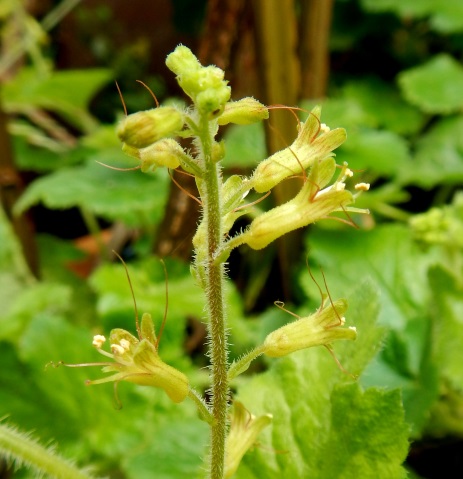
[224,401,272,478]
[263,298,357,358]
[74,313,189,404]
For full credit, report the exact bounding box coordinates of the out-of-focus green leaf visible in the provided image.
[0,208,36,332]
[430,2,463,33]
[400,116,463,188]
[0,207,32,279]
[89,257,249,362]
[423,265,463,437]
[14,159,169,227]
[0,311,207,475]
[235,281,408,478]
[336,127,411,176]
[360,0,463,33]
[313,80,424,136]
[2,68,112,132]
[222,122,266,169]
[360,0,434,17]
[429,265,463,390]
[398,54,463,114]
[0,282,71,342]
[122,418,208,479]
[12,136,91,172]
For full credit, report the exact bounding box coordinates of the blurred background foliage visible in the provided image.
[0,0,463,478]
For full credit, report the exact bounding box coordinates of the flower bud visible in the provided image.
[218,97,269,126]
[263,299,357,358]
[165,44,202,77]
[139,138,185,171]
[224,401,272,478]
[166,45,231,117]
[117,107,184,149]
[211,140,226,163]
[196,85,231,118]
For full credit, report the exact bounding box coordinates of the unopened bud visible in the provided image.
[139,138,184,171]
[218,97,269,126]
[117,107,184,149]
[166,45,231,117]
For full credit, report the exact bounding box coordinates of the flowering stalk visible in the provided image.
[59,45,369,479]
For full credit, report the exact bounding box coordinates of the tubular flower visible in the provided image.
[76,313,189,404]
[224,401,272,479]
[237,159,369,251]
[217,97,269,126]
[250,106,346,193]
[263,299,357,358]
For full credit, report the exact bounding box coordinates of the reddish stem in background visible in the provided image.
[136,79,160,108]
[115,81,128,116]
[155,258,169,349]
[113,250,141,339]
[168,169,203,205]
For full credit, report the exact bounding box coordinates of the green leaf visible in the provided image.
[429,265,463,390]
[360,0,434,17]
[313,79,424,136]
[122,418,208,479]
[222,122,267,169]
[14,159,169,227]
[0,312,207,476]
[360,0,463,33]
[335,127,411,177]
[430,2,463,33]
[301,225,442,435]
[0,282,71,342]
[316,386,408,478]
[3,68,112,132]
[12,136,91,172]
[235,281,408,478]
[89,257,248,361]
[398,54,463,114]
[401,115,463,188]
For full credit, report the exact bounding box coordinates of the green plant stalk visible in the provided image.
[228,345,266,381]
[198,117,228,479]
[0,423,94,479]
[188,388,215,426]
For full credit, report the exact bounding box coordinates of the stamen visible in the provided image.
[92,335,106,348]
[111,344,126,355]
[355,182,370,191]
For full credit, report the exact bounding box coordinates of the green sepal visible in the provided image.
[140,312,157,345]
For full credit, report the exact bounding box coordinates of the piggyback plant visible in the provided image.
[69,45,368,478]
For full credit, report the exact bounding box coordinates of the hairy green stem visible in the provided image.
[0,422,95,479]
[198,117,229,479]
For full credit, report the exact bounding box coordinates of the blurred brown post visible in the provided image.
[300,0,334,99]
[252,0,301,299]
